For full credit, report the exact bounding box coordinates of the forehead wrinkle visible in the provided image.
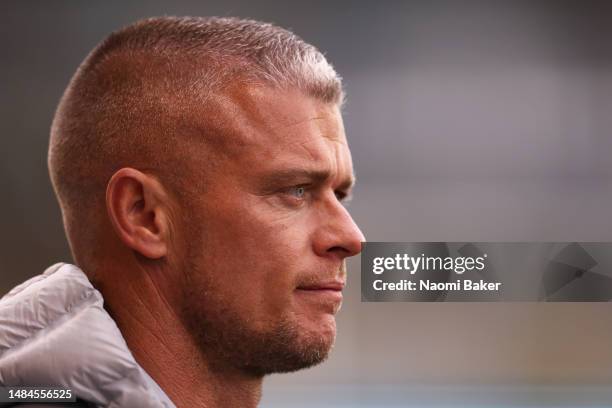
[272,114,345,151]
[266,115,326,132]
[183,90,268,159]
[221,84,341,141]
[278,138,354,186]
[186,85,346,166]
[200,87,297,154]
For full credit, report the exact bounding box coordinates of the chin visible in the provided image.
[307,313,337,341]
[297,314,337,355]
[239,316,337,376]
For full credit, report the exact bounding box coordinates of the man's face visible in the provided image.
[177,85,364,376]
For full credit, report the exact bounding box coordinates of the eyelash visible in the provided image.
[282,185,350,205]
[287,185,308,200]
[282,185,311,205]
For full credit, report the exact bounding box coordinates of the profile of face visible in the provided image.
[172,85,365,376]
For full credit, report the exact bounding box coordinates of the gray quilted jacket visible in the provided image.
[0,263,175,407]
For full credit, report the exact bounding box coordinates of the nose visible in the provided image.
[312,196,365,260]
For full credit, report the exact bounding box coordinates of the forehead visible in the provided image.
[197,84,352,174]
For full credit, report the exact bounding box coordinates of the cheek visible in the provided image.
[191,202,313,322]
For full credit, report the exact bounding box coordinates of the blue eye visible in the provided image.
[289,186,306,199]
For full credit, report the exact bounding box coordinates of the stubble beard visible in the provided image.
[179,244,336,377]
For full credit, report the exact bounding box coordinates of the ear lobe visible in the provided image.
[106,168,169,259]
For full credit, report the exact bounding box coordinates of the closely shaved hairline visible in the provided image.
[48,16,344,270]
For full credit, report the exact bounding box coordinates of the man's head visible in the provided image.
[48,16,364,377]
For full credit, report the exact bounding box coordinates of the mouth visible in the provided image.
[295,280,345,310]
[297,281,345,292]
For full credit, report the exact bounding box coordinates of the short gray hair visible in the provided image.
[81,16,343,103]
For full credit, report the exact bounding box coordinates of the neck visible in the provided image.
[95,261,263,408]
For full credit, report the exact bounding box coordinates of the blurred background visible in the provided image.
[2,0,612,406]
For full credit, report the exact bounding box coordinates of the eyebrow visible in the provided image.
[259,168,356,192]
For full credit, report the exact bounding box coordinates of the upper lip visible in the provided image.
[297,281,345,291]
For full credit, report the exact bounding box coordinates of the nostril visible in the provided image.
[326,246,354,261]
[328,240,362,258]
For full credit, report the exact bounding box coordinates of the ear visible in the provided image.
[106,168,171,259]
